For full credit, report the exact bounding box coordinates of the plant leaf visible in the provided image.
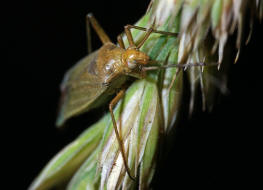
[29,116,107,190]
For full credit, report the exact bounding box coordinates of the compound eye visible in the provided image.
[127,60,137,69]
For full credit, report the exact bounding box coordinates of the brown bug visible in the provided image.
[56,13,211,179]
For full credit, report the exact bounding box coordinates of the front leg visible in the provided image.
[102,72,118,86]
[127,68,146,79]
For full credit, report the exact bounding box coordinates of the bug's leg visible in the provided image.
[137,26,154,49]
[128,69,146,79]
[86,13,111,45]
[109,89,136,180]
[124,25,136,48]
[117,34,125,49]
[86,14,92,54]
[124,21,157,49]
[124,24,178,49]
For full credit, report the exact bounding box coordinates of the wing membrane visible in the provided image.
[56,51,108,126]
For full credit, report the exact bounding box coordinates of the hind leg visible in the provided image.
[86,13,111,53]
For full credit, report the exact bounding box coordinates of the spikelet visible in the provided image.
[29,1,262,190]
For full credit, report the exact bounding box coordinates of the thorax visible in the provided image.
[96,42,125,83]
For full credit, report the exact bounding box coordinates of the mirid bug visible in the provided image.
[56,13,214,180]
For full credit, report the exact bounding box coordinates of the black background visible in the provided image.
[6,0,262,189]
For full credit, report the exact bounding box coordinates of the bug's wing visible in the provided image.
[56,51,108,127]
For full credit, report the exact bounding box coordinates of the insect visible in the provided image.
[56,13,212,180]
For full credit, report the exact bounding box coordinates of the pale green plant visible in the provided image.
[29,1,262,190]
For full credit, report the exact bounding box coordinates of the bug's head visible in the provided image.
[122,49,149,70]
